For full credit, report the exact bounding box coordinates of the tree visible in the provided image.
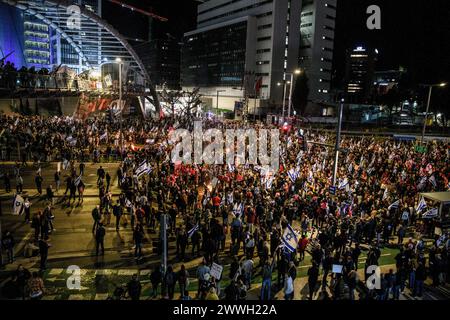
[292,72,310,116]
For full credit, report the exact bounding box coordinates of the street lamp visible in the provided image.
[421,82,447,144]
[281,69,302,122]
[216,89,226,117]
[115,58,124,152]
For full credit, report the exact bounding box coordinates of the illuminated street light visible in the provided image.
[421,82,448,143]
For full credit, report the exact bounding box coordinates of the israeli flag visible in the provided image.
[348,163,353,173]
[100,132,108,141]
[287,167,300,183]
[416,197,427,213]
[338,178,349,190]
[296,151,303,165]
[233,203,244,218]
[388,200,400,210]
[228,164,235,173]
[74,175,82,187]
[265,176,274,189]
[422,208,438,219]
[187,224,199,238]
[62,159,69,170]
[135,161,152,177]
[226,192,234,205]
[367,167,375,175]
[382,188,389,200]
[12,194,25,215]
[281,224,299,253]
[125,198,133,208]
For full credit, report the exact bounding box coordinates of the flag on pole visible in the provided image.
[233,203,244,218]
[100,132,108,141]
[287,167,300,183]
[422,208,438,219]
[338,178,349,190]
[62,159,69,170]
[382,188,389,200]
[187,224,199,238]
[281,224,299,253]
[12,194,25,215]
[74,175,82,187]
[228,164,235,173]
[388,200,400,210]
[416,197,427,213]
[135,161,152,178]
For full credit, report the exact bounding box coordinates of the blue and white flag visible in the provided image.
[416,197,427,213]
[338,178,349,190]
[422,207,438,219]
[12,194,24,215]
[125,198,133,208]
[62,159,69,170]
[388,200,400,210]
[367,167,375,175]
[382,188,389,201]
[135,161,152,177]
[100,132,108,141]
[233,203,244,218]
[281,224,299,253]
[226,192,234,205]
[187,224,199,238]
[262,175,274,189]
[228,164,235,173]
[74,175,82,187]
[287,167,300,183]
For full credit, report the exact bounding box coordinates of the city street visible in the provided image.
[1,162,449,300]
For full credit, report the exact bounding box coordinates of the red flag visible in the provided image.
[254,77,263,96]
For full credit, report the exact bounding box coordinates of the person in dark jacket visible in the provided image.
[413,262,426,297]
[150,265,162,298]
[2,231,15,263]
[95,223,106,256]
[307,261,319,300]
[127,274,142,301]
[38,238,50,270]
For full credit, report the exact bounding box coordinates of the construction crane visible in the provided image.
[106,0,168,22]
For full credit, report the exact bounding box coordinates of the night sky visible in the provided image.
[104,0,449,95]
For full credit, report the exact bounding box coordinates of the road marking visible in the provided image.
[48,268,64,275]
[68,294,89,300]
[118,269,137,276]
[95,293,109,300]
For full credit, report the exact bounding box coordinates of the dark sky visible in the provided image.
[333,0,450,89]
[104,0,449,90]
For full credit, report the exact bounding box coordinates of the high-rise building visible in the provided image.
[134,38,181,90]
[181,0,302,111]
[182,0,337,111]
[344,45,378,103]
[52,0,103,72]
[298,0,337,103]
[23,15,51,69]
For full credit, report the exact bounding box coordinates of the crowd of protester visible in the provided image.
[0,114,449,300]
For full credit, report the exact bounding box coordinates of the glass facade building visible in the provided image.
[182,20,247,88]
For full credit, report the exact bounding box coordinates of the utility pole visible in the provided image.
[160,213,168,274]
[332,99,344,187]
[421,82,447,144]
